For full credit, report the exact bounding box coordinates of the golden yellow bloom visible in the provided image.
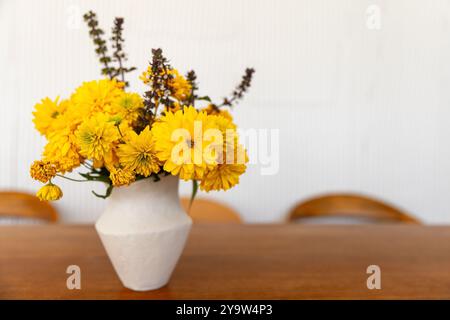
[168,69,191,101]
[36,183,63,201]
[30,160,57,183]
[32,97,68,136]
[109,167,136,186]
[117,126,161,177]
[43,125,82,173]
[212,114,240,165]
[41,102,84,172]
[139,66,151,84]
[75,113,120,166]
[203,104,233,121]
[212,113,237,132]
[200,162,246,191]
[70,79,125,118]
[152,106,218,180]
[200,144,248,192]
[112,92,143,124]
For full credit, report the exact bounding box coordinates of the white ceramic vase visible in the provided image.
[95,174,192,291]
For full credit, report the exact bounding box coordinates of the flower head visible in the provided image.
[32,97,68,137]
[117,126,161,177]
[200,144,248,192]
[168,69,191,101]
[75,113,120,166]
[30,160,57,183]
[70,79,125,118]
[36,183,63,201]
[109,167,136,186]
[152,106,218,180]
[112,92,143,125]
[43,126,82,173]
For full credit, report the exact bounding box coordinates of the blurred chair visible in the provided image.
[0,191,58,224]
[181,197,241,224]
[288,193,420,224]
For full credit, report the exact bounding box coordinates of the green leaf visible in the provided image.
[188,180,198,213]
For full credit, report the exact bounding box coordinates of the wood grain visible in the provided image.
[0,225,449,299]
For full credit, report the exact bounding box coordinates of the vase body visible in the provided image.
[95,175,192,291]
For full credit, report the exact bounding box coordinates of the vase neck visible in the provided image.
[110,174,179,202]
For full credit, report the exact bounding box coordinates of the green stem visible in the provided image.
[117,124,124,138]
[56,174,89,182]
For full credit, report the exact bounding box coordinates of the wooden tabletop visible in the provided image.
[0,225,449,299]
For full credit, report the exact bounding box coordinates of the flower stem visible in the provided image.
[56,174,89,182]
[116,124,124,138]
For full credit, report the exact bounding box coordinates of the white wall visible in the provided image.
[1,0,450,224]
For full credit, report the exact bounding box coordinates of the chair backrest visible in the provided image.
[181,197,241,224]
[288,193,420,224]
[0,191,58,223]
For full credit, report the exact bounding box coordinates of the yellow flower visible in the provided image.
[42,102,83,173]
[109,167,136,186]
[200,162,246,191]
[32,97,68,136]
[30,160,57,183]
[117,126,161,177]
[168,69,191,101]
[152,106,218,180]
[75,113,120,166]
[200,144,248,192]
[203,104,233,122]
[212,113,237,132]
[207,114,240,165]
[112,92,143,124]
[36,183,63,201]
[43,126,82,173]
[70,79,125,118]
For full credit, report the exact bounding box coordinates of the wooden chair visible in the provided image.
[181,197,241,224]
[0,191,58,223]
[288,193,420,224]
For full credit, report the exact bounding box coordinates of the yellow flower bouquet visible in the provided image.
[29,11,254,291]
[30,11,254,202]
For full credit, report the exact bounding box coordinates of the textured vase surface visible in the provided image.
[95,175,192,291]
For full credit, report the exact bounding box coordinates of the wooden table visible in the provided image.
[0,225,449,299]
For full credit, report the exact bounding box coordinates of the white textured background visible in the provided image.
[1,0,450,224]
